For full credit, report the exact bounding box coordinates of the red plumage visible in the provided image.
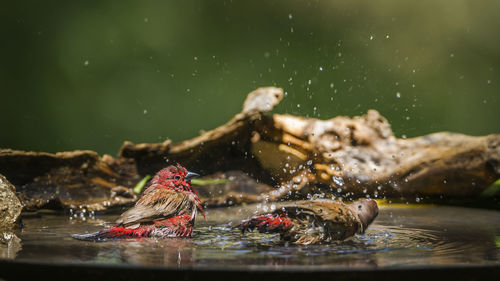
[238,199,379,244]
[239,212,293,233]
[72,164,203,242]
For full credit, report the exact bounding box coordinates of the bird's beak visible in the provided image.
[185,171,200,181]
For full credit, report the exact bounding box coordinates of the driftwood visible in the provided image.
[252,112,500,200]
[0,87,499,212]
[0,150,138,211]
[119,87,284,182]
[119,87,500,200]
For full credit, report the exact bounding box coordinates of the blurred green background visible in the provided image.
[1,0,499,155]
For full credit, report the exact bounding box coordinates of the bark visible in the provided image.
[0,150,138,211]
[253,113,500,200]
[119,87,284,180]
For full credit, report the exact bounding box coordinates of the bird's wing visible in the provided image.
[277,200,361,241]
[115,188,190,227]
[278,200,357,225]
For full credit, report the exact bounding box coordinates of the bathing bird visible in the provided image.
[238,199,378,244]
[72,164,204,241]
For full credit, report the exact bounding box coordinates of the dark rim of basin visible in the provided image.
[0,259,499,281]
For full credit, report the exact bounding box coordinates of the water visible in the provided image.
[6,203,500,269]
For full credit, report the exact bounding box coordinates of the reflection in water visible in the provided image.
[117,239,195,267]
[11,204,500,269]
[0,232,21,259]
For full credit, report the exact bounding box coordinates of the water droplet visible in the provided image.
[144,18,149,23]
[143,109,148,114]
[297,104,301,108]
[319,66,323,71]
[288,14,293,20]
[396,92,401,98]
[83,60,89,66]
[369,35,374,40]
[332,176,344,187]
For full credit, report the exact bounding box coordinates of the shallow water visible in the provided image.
[6,203,500,269]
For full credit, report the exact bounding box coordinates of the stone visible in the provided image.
[0,174,22,229]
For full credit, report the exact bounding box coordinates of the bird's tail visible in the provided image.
[238,212,293,233]
[72,226,152,242]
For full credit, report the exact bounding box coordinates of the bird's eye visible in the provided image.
[174,175,181,180]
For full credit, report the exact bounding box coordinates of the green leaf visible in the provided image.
[191,178,231,186]
[133,175,151,194]
[495,236,500,248]
[480,178,500,197]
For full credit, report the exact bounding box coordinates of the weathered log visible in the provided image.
[120,87,500,200]
[119,87,284,180]
[252,112,500,200]
[0,150,139,211]
[0,86,498,212]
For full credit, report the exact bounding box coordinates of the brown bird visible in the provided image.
[72,164,204,241]
[238,199,378,244]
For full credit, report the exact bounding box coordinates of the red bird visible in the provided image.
[72,164,204,241]
[238,199,378,244]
